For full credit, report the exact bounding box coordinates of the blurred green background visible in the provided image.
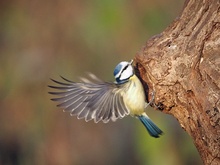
[0,0,203,165]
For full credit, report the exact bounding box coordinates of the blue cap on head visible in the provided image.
[113,63,123,78]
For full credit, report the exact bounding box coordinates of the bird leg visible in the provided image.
[145,91,155,109]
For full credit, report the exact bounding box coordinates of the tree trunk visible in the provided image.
[135,0,220,164]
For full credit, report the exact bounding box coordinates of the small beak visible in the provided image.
[129,59,133,65]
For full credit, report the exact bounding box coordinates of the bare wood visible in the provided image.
[135,0,220,164]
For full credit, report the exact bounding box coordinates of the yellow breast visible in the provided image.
[123,75,146,116]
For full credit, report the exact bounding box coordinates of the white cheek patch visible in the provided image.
[120,66,133,80]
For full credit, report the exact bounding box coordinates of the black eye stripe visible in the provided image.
[119,64,129,79]
[123,64,129,71]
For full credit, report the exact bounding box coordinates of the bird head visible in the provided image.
[113,60,134,84]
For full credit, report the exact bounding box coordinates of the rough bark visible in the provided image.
[135,0,220,164]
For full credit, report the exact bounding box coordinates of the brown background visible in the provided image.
[0,0,202,165]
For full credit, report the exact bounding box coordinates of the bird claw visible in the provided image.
[145,90,155,108]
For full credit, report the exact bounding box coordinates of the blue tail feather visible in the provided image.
[138,115,163,138]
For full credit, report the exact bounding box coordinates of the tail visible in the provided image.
[138,114,163,138]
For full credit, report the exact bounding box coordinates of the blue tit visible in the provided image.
[49,60,163,138]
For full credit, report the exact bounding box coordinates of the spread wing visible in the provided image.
[48,74,130,123]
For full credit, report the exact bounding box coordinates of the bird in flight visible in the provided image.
[48,60,163,138]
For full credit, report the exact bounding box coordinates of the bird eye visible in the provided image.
[121,64,129,73]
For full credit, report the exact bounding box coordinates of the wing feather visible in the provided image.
[48,75,130,123]
[54,90,84,104]
[104,92,115,122]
